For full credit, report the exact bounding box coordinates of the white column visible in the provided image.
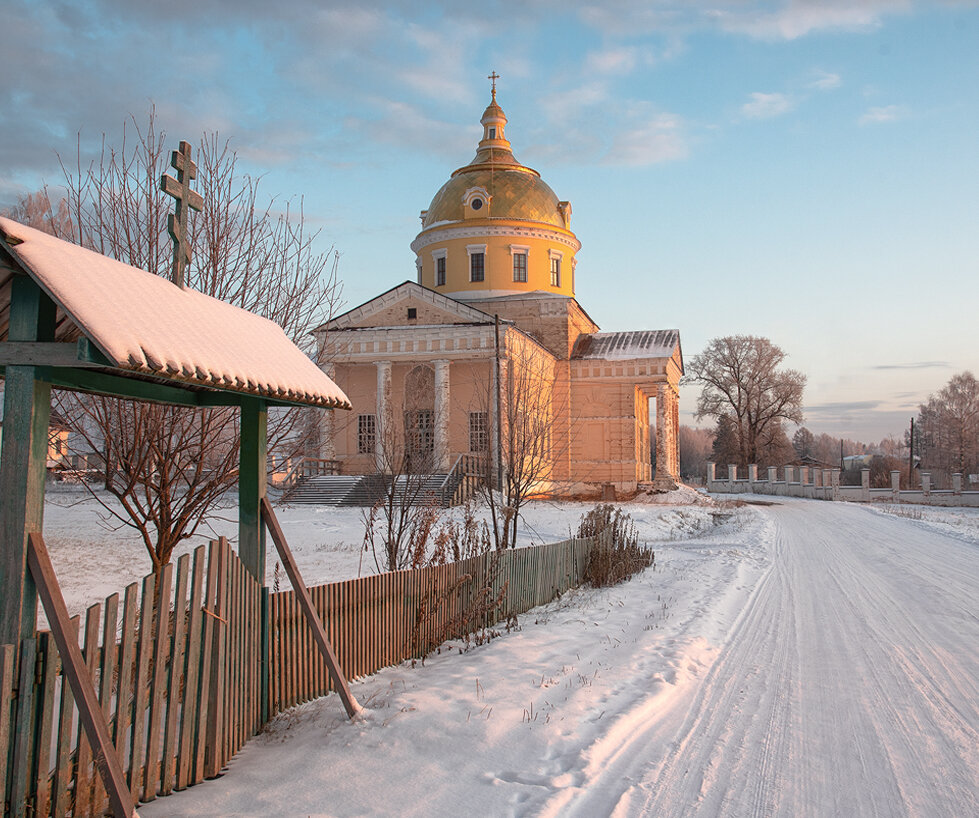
[652,384,677,489]
[434,359,451,472]
[375,360,392,470]
[319,363,336,460]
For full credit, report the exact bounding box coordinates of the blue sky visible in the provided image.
[3,0,977,441]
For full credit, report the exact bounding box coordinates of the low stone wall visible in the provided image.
[705,462,979,507]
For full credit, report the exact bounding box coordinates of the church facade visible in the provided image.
[315,86,682,497]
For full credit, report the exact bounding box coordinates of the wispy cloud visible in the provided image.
[859,104,909,125]
[871,361,949,370]
[806,400,884,415]
[716,0,911,41]
[741,92,795,119]
[606,113,688,165]
[808,70,842,90]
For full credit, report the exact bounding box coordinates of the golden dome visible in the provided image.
[419,93,570,232]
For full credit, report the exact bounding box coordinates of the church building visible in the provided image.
[315,83,682,497]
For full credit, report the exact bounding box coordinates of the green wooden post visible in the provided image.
[238,398,267,583]
[0,275,56,647]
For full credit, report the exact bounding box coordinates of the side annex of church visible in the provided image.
[315,85,682,497]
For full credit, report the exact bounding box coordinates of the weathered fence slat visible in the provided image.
[0,643,15,816]
[51,620,77,818]
[33,632,58,818]
[129,573,155,799]
[10,637,36,818]
[161,554,190,796]
[92,593,119,815]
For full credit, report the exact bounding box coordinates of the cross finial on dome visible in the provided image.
[488,71,500,100]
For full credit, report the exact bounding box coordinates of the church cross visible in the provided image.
[488,71,500,99]
[161,140,204,288]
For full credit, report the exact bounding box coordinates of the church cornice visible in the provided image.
[410,222,582,255]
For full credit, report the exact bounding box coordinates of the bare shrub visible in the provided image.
[577,504,655,587]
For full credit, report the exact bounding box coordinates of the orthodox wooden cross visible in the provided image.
[488,70,500,99]
[161,140,204,288]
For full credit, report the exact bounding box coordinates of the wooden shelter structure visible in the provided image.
[0,216,352,815]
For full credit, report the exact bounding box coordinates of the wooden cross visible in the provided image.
[488,71,500,99]
[161,140,204,288]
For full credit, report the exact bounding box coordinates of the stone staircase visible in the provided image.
[284,473,449,506]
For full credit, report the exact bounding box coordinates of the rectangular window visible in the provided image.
[550,256,561,287]
[358,414,376,454]
[469,412,489,452]
[470,252,485,282]
[512,252,527,282]
[436,256,446,287]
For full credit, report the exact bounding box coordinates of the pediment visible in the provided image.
[320,281,496,331]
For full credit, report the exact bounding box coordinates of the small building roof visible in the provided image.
[0,217,350,410]
[571,330,681,362]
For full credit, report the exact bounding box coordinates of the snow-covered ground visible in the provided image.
[38,491,979,816]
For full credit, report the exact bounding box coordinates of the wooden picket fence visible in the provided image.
[0,537,260,818]
[2,534,598,816]
[268,536,595,713]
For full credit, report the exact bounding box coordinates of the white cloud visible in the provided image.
[605,113,688,165]
[741,92,795,119]
[585,46,639,76]
[808,70,842,90]
[859,104,909,125]
[716,0,912,41]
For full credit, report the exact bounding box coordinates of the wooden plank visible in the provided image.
[92,593,119,814]
[0,340,110,368]
[50,620,76,818]
[0,644,15,817]
[204,538,227,779]
[113,584,138,785]
[26,534,136,818]
[193,543,218,784]
[128,573,156,799]
[161,554,190,795]
[143,562,173,801]
[239,399,268,582]
[68,602,98,817]
[261,498,359,718]
[177,547,205,790]
[9,638,36,818]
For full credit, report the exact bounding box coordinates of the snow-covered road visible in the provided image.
[556,500,979,817]
[142,499,979,817]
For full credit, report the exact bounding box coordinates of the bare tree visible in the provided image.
[480,338,562,550]
[362,369,444,573]
[687,335,806,467]
[916,371,979,482]
[678,424,714,481]
[12,111,342,577]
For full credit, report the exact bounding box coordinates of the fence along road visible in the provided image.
[543,499,979,818]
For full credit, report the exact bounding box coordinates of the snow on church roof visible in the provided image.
[571,330,680,362]
[0,217,350,409]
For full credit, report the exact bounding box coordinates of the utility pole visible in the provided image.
[909,417,915,489]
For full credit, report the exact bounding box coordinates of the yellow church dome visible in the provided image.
[412,80,580,300]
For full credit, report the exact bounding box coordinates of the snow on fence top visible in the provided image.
[0,217,351,410]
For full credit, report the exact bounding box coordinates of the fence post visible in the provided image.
[922,473,931,495]
[727,464,736,490]
[706,462,716,487]
[861,468,870,500]
[891,470,901,498]
[747,465,757,489]
[831,469,840,500]
[953,473,962,494]
[767,466,777,486]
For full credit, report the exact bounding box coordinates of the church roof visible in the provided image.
[0,217,351,409]
[571,330,681,362]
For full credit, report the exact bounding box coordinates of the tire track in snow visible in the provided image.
[546,499,979,818]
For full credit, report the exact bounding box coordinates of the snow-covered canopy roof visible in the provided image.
[0,217,350,410]
[571,330,681,362]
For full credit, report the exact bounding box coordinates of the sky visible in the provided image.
[2,0,977,442]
